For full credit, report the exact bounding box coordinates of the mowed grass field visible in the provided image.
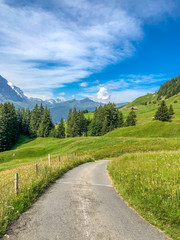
[0,92,180,238]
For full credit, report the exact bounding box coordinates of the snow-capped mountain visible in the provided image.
[0,75,27,102]
[0,75,127,123]
[0,75,62,105]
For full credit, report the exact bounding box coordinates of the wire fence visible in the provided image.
[0,152,83,222]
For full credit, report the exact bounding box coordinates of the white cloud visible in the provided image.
[26,91,54,100]
[85,74,168,92]
[57,96,66,101]
[79,74,163,103]
[59,92,65,96]
[0,0,142,97]
[97,87,110,101]
[79,87,157,103]
[0,0,177,98]
[80,82,88,87]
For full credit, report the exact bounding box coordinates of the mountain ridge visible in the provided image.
[0,75,127,122]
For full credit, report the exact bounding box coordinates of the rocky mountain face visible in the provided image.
[0,75,27,102]
[0,76,102,122]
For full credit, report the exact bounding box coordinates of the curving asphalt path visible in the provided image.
[3,160,170,240]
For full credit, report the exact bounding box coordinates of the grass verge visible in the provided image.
[107,151,180,240]
[0,154,93,237]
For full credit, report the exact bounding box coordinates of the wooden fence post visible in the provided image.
[58,155,60,165]
[48,154,51,166]
[15,173,18,196]
[36,164,38,176]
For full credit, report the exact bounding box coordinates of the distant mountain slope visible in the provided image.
[123,74,180,110]
[0,75,27,102]
[0,75,104,122]
[0,75,130,122]
[123,92,158,110]
[50,98,103,123]
[158,74,180,100]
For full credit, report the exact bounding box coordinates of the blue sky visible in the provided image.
[0,0,180,103]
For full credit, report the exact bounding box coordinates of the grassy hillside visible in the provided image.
[121,92,180,123]
[0,135,179,238]
[1,88,180,239]
[108,151,180,240]
[104,92,180,138]
[1,135,180,171]
[82,92,180,138]
[105,121,180,138]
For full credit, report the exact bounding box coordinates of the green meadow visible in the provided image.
[108,151,180,240]
[0,135,180,171]
[0,93,180,238]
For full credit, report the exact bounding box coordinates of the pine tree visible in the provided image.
[71,108,79,137]
[88,120,102,136]
[6,103,19,147]
[37,107,54,137]
[22,108,31,135]
[93,107,98,121]
[0,103,19,151]
[16,108,23,134]
[118,111,124,127]
[101,117,109,135]
[125,111,137,127]
[88,103,120,136]
[30,104,42,136]
[108,103,119,128]
[56,118,65,138]
[39,103,44,116]
[77,110,89,136]
[169,104,175,116]
[154,100,171,122]
[0,104,7,151]
[66,108,73,137]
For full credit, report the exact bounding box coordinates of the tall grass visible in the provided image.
[0,135,180,237]
[1,136,180,171]
[108,151,180,240]
[0,154,93,236]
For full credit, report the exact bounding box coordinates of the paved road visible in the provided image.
[3,160,170,240]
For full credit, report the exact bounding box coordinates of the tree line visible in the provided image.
[0,102,138,152]
[158,74,180,100]
[67,103,137,137]
[0,103,65,152]
[154,100,175,122]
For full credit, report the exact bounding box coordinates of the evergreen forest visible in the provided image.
[0,102,137,152]
[158,74,180,99]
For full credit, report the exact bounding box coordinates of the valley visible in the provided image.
[1,1,180,239]
[0,75,180,239]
